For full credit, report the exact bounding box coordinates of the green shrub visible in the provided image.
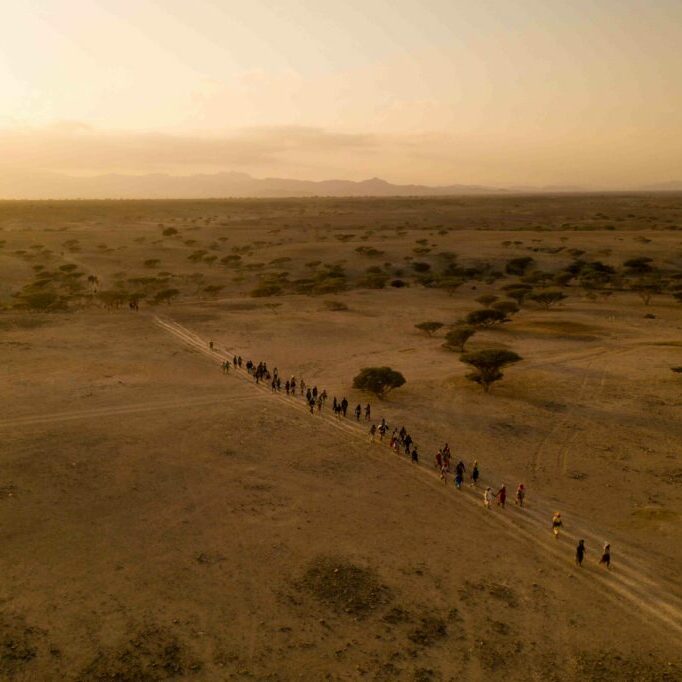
[353,367,406,397]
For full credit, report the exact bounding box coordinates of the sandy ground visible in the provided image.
[1,196,682,680]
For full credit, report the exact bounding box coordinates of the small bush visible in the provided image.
[415,321,444,336]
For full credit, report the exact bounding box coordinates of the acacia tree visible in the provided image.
[529,290,566,309]
[438,277,464,296]
[465,309,508,327]
[492,300,519,316]
[502,283,533,305]
[476,294,499,308]
[353,367,406,398]
[415,321,444,336]
[631,278,662,305]
[443,325,476,352]
[460,349,523,392]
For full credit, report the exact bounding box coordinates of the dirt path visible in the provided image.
[153,313,682,640]
[0,393,263,429]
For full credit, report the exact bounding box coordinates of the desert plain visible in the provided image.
[1,194,682,680]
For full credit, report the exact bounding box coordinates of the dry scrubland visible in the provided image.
[1,195,682,681]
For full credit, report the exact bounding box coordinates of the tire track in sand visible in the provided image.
[0,393,264,429]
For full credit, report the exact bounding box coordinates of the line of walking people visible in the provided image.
[215,343,612,570]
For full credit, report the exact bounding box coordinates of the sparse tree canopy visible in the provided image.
[438,277,464,296]
[415,321,444,336]
[505,256,535,276]
[465,308,508,327]
[475,294,499,308]
[353,367,406,398]
[492,300,520,316]
[503,284,533,304]
[443,325,476,352]
[631,278,662,305]
[624,257,653,274]
[529,290,567,308]
[460,349,522,392]
[153,288,180,305]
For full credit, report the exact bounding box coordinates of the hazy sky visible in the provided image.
[1,0,681,187]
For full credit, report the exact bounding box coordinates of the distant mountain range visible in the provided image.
[1,171,681,199]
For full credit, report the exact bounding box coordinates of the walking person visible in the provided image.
[515,483,525,508]
[355,404,362,421]
[495,484,507,509]
[440,464,448,484]
[471,460,479,487]
[552,512,563,539]
[599,543,611,570]
[341,398,348,417]
[454,468,463,490]
[364,403,371,421]
[484,487,493,509]
[576,539,586,567]
[369,424,377,442]
[411,447,419,464]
